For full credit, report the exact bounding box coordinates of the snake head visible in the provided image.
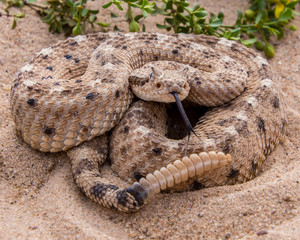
[129,61,190,103]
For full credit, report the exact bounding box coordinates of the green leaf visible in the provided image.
[287,1,299,9]
[113,25,119,31]
[229,36,240,41]
[194,10,207,19]
[88,9,99,14]
[73,2,81,8]
[16,12,25,18]
[218,11,224,19]
[255,12,262,24]
[66,19,76,27]
[102,2,112,9]
[235,10,243,25]
[49,22,56,33]
[156,23,171,31]
[223,31,231,39]
[165,17,174,25]
[57,21,63,33]
[258,0,266,11]
[210,13,217,21]
[12,17,18,29]
[166,0,173,10]
[230,27,241,34]
[176,26,190,34]
[110,12,118,18]
[240,37,257,47]
[81,8,88,17]
[175,13,188,23]
[209,18,222,28]
[261,9,268,22]
[114,2,123,11]
[276,25,284,39]
[41,13,54,23]
[152,5,169,15]
[156,23,168,29]
[264,26,280,35]
[65,0,74,7]
[246,28,257,34]
[96,22,110,27]
[134,14,144,22]
[279,8,293,22]
[89,15,97,22]
[142,9,148,18]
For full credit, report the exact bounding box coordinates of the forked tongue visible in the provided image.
[171,92,201,154]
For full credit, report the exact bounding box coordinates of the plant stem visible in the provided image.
[258,28,268,44]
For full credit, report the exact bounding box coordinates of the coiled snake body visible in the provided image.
[10,32,286,212]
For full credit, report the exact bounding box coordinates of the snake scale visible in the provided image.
[10,32,287,212]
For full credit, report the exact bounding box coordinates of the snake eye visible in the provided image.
[156,82,162,88]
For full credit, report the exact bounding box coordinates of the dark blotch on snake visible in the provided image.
[46,66,53,71]
[115,90,120,98]
[43,128,55,135]
[192,181,205,190]
[222,143,230,154]
[75,80,82,83]
[172,49,179,54]
[116,189,131,206]
[86,93,95,100]
[228,169,239,178]
[134,172,144,181]
[124,126,129,134]
[64,54,72,60]
[273,97,279,108]
[258,117,265,133]
[251,160,258,172]
[75,158,95,175]
[27,99,36,106]
[152,148,162,154]
[74,58,80,63]
[282,119,286,133]
[125,188,144,206]
[90,184,118,198]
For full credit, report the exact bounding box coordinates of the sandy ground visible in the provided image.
[0,0,299,239]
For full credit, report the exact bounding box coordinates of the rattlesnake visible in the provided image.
[10,32,286,212]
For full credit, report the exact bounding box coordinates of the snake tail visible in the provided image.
[131,151,232,202]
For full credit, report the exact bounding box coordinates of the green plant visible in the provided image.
[2,0,109,35]
[1,0,299,57]
[103,0,299,57]
[102,0,156,32]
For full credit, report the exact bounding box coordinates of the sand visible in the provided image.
[0,1,299,239]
